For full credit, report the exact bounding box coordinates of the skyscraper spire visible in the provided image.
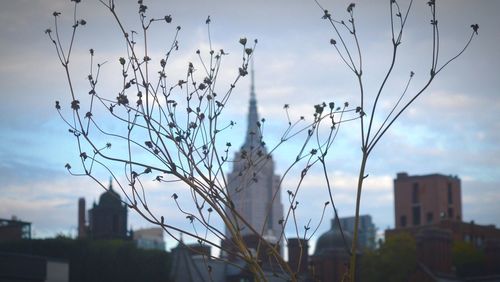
[250,57,256,102]
[244,58,261,148]
[225,58,283,250]
[108,176,114,191]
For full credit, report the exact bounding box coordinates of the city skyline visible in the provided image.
[0,0,499,250]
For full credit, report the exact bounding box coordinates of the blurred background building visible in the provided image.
[133,227,165,251]
[0,216,31,241]
[78,179,130,240]
[387,172,500,280]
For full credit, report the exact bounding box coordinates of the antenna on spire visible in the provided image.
[108,176,113,191]
[243,54,264,149]
[250,56,256,101]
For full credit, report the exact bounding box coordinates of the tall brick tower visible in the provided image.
[394,172,462,229]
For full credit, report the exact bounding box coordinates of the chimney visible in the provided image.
[288,238,309,275]
[78,198,86,238]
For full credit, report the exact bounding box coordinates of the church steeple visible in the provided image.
[244,59,262,148]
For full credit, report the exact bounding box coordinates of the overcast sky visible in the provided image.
[0,0,499,251]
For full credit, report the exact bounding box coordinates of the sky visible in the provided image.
[0,0,499,252]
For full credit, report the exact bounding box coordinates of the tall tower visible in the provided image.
[78,197,87,238]
[225,65,283,242]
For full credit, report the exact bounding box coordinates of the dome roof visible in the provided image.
[98,179,122,208]
[314,218,352,256]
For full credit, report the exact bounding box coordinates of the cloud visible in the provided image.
[0,173,102,237]
[1,0,499,243]
[461,179,500,227]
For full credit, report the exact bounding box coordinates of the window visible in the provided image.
[400,216,407,227]
[447,183,453,204]
[448,207,454,219]
[426,212,433,224]
[440,211,446,219]
[477,236,484,247]
[412,182,420,204]
[21,224,31,239]
[412,206,421,226]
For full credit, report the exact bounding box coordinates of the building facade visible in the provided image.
[337,215,376,250]
[394,172,462,229]
[78,179,129,240]
[225,67,283,242]
[310,219,354,282]
[387,172,500,279]
[0,252,69,282]
[133,227,165,251]
[0,217,31,241]
[169,66,287,281]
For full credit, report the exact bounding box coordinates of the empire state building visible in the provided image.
[225,66,283,242]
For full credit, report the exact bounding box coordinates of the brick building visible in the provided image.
[387,172,500,279]
[78,179,129,240]
[0,217,31,241]
[394,172,462,229]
